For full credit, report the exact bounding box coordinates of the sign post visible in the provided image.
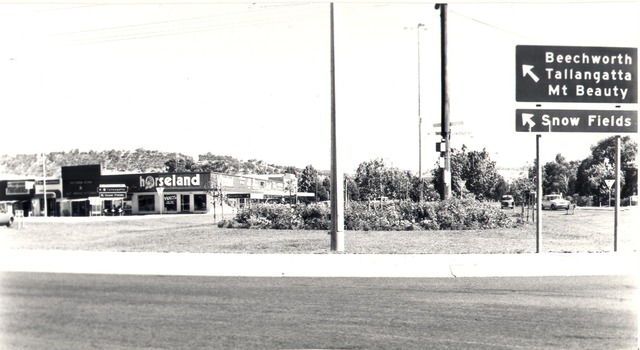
[516,45,637,253]
[156,187,165,215]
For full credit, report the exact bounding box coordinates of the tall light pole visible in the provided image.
[405,23,427,201]
[329,3,344,252]
[417,23,426,202]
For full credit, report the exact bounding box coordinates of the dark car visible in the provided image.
[0,203,14,227]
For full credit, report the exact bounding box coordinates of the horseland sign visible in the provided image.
[141,174,201,190]
[516,45,637,103]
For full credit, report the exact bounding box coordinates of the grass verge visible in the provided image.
[1,207,637,254]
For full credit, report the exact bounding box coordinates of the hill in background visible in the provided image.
[0,149,302,178]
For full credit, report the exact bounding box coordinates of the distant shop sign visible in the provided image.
[516,45,637,103]
[140,174,201,190]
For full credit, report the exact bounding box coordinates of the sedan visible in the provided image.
[541,194,571,210]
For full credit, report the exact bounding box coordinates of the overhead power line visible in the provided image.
[51,3,325,46]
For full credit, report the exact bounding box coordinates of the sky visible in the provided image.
[0,1,638,174]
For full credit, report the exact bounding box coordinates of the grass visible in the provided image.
[1,207,637,254]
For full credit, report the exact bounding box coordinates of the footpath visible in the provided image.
[1,250,638,278]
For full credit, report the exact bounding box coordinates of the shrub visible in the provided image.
[226,198,520,231]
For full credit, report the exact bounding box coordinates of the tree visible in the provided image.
[433,146,506,201]
[354,158,418,201]
[509,175,535,206]
[355,158,387,201]
[542,154,579,196]
[576,136,637,200]
[298,165,318,193]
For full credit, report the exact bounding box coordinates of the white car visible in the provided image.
[541,194,570,210]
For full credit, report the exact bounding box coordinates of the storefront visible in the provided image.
[0,178,62,217]
[55,164,299,216]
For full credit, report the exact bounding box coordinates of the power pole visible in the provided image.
[436,4,451,200]
[330,3,344,252]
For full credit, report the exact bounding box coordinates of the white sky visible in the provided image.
[0,1,638,173]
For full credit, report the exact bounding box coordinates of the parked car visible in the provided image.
[541,194,570,210]
[500,195,514,209]
[0,203,15,227]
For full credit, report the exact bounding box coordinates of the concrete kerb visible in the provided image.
[0,250,637,278]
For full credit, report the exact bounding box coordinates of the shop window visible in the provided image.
[194,194,207,211]
[138,195,155,212]
[164,194,177,211]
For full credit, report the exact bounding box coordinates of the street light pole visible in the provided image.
[417,23,425,202]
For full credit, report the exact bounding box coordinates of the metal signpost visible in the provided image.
[515,45,637,253]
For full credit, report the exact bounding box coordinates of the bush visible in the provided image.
[225,198,520,231]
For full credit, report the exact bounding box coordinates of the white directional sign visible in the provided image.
[515,109,638,133]
[516,45,637,103]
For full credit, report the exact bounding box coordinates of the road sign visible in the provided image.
[516,45,637,103]
[98,186,127,193]
[515,109,638,133]
[604,179,615,189]
[98,184,127,198]
[99,192,126,198]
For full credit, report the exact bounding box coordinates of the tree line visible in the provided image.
[0,149,300,178]
[1,136,636,205]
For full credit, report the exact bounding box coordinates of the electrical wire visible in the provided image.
[51,3,327,46]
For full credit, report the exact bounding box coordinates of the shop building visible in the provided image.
[0,178,62,217]
[2,164,304,217]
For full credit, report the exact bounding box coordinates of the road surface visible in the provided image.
[0,272,636,349]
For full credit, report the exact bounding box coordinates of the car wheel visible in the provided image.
[6,217,13,227]
[551,204,557,210]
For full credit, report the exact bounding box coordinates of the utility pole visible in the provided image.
[330,3,344,252]
[436,4,451,200]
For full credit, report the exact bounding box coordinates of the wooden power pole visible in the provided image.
[436,4,451,200]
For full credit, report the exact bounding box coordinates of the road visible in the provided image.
[0,273,636,349]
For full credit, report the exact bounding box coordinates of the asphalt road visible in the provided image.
[0,273,636,349]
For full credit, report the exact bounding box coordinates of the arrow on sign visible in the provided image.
[521,113,536,129]
[522,64,539,83]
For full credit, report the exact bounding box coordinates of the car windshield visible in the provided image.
[501,196,513,200]
[546,195,561,200]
